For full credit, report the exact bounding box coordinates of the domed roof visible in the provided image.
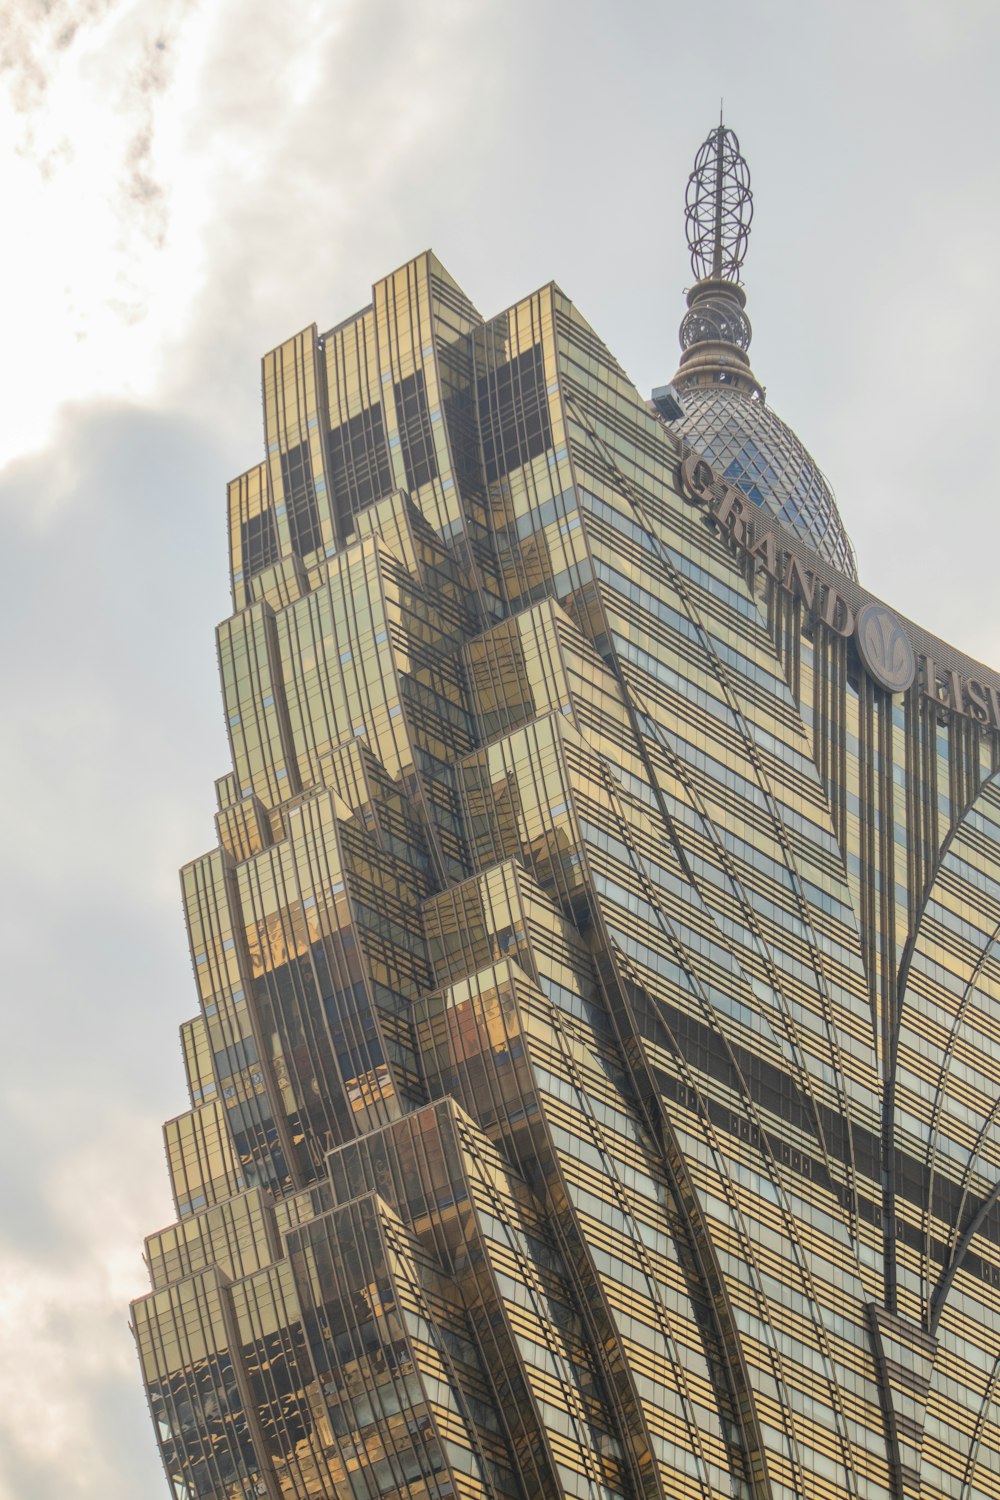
[669,384,857,579]
[658,121,857,582]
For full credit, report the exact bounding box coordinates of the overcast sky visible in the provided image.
[0,2,998,1496]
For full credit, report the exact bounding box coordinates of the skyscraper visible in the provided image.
[132,125,1000,1500]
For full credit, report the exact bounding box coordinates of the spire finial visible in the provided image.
[671,120,762,399]
[684,121,753,284]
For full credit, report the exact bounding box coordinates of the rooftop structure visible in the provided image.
[657,122,858,578]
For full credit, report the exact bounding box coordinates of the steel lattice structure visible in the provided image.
[685,123,753,282]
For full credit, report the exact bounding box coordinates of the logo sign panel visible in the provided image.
[854,603,916,694]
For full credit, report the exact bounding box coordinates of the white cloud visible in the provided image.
[0,400,225,1495]
[0,0,504,465]
[0,1109,168,1500]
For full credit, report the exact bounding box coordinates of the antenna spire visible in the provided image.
[671,120,762,398]
[685,121,753,284]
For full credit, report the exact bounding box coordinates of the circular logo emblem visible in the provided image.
[855,603,916,693]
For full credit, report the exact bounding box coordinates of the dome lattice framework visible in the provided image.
[670,384,858,578]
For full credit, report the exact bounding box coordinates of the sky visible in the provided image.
[0,1,998,1495]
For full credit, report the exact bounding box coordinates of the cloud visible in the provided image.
[106,2,202,248]
[0,397,231,919]
[0,0,117,114]
[0,1119,167,1500]
[0,3,193,453]
[154,0,510,443]
[0,399,232,1498]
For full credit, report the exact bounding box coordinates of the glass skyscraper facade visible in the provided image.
[132,135,1000,1500]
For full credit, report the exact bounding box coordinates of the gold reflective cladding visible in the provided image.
[133,249,1000,1500]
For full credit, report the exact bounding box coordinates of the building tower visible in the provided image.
[133,125,1000,1500]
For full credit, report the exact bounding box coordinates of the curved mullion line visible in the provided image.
[480,954,658,1500]
[203,855,280,1188]
[485,900,659,1500]
[285,1216,378,1500]
[956,1346,1000,1500]
[585,408,859,1097]
[951,1082,1000,1242]
[608,938,809,1500]
[288,804,354,1167]
[925,914,1000,1208]
[566,392,864,1224]
[926,926,1000,1332]
[533,975,720,1500]
[371,551,451,889]
[448,1126,563,1500]
[382,1223,500,1500]
[245,1275,321,1495]
[348,1204,440,1500]
[527,375,863,1488]
[241,853,309,1192]
[535,1168,664,1500]
[248,832,362,1169]
[520,725,775,1500]
[481,306,543,612]
[893,774,1000,1317]
[598,760,862,1499]
[891,768,1000,1077]
[930,1123,1000,1336]
[611,658,842,1210]
[460,1136,611,1500]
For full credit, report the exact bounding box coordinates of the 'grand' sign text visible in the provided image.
[680,453,998,726]
[681,452,855,632]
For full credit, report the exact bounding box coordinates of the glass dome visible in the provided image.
[668,384,858,579]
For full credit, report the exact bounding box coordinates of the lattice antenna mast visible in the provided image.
[685,122,753,284]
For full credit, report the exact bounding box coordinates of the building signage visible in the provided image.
[854,603,916,694]
[680,454,998,726]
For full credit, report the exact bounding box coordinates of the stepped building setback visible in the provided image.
[133,125,1000,1500]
